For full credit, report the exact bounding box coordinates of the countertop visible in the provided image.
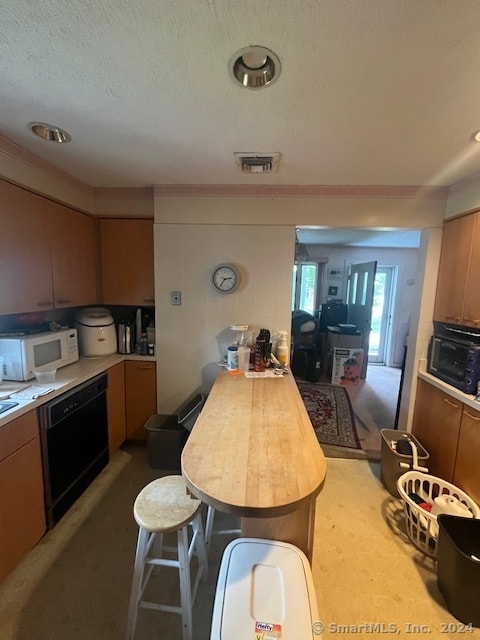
[417,359,480,411]
[0,354,156,428]
[181,368,327,517]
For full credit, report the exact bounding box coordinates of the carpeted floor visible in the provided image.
[1,445,476,639]
[297,381,360,450]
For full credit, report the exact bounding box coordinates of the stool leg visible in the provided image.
[205,506,215,553]
[126,526,149,640]
[177,525,193,640]
[191,512,209,583]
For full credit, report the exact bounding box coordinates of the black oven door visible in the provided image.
[428,336,469,391]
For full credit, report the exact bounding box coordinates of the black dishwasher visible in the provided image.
[38,373,109,528]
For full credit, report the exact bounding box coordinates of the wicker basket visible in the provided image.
[396,471,480,558]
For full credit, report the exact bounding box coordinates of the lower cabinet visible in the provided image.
[0,410,46,583]
[453,404,480,506]
[412,378,480,504]
[125,360,157,441]
[412,378,462,482]
[106,362,127,455]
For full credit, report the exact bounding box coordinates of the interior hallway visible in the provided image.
[0,444,474,640]
[345,363,402,460]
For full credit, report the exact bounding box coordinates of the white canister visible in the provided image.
[227,345,239,371]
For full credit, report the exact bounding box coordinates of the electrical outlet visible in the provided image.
[171,291,182,305]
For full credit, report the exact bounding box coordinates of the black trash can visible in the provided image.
[144,393,205,470]
[437,514,480,627]
[380,429,429,497]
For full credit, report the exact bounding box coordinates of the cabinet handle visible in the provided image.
[443,398,461,409]
[37,301,53,307]
[137,364,153,370]
[464,410,480,421]
[445,315,461,322]
[143,298,155,304]
[463,318,480,325]
[56,299,71,305]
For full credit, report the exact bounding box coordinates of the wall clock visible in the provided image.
[211,263,241,294]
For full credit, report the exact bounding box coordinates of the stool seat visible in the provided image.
[126,475,208,640]
[134,475,202,532]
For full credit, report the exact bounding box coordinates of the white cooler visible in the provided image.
[210,538,320,639]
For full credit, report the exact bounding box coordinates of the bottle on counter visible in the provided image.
[137,333,148,355]
[276,330,289,366]
[227,345,239,372]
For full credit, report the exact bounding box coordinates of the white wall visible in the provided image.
[154,192,446,426]
[154,223,294,413]
[307,245,419,366]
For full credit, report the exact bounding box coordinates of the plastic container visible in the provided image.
[210,538,319,640]
[144,393,205,469]
[396,471,480,558]
[227,345,238,371]
[34,367,57,384]
[380,429,429,497]
[276,330,289,365]
[437,514,480,627]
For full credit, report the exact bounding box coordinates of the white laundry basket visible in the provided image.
[210,538,320,639]
[397,471,480,558]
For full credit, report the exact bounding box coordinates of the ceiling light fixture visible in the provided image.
[29,122,72,143]
[229,46,281,89]
[471,129,480,142]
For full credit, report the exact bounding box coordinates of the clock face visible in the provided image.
[212,264,240,293]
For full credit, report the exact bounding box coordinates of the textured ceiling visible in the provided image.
[2,1,480,189]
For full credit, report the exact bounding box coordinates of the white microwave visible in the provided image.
[0,329,79,381]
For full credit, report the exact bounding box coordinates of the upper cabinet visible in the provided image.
[48,200,99,308]
[0,180,99,315]
[0,181,54,314]
[100,219,155,306]
[434,212,480,327]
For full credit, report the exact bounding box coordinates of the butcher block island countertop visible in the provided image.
[181,369,327,561]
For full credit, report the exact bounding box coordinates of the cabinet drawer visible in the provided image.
[0,411,39,463]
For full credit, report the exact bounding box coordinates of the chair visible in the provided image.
[126,475,208,640]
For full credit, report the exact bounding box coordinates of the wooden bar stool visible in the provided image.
[126,475,208,640]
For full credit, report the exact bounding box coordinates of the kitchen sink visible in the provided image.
[0,401,19,415]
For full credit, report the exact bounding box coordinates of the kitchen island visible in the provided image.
[181,369,327,561]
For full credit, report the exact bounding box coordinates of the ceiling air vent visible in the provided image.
[234,152,281,173]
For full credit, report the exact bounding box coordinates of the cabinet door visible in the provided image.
[107,362,126,455]
[462,212,480,327]
[433,214,475,324]
[453,405,480,506]
[49,201,99,307]
[125,360,157,441]
[0,411,46,582]
[0,180,54,314]
[412,379,462,482]
[100,219,155,306]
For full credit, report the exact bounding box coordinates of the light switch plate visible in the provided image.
[171,291,182,305]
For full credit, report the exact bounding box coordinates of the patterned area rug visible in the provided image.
[297,381,361,450]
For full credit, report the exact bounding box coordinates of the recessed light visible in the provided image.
[228,46,281,90]
[29,122,72,143]
[471,129,480,142]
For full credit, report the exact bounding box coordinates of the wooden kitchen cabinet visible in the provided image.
[48,200,99,308]
[125,360,157,441]
[0,180,54,314]
[411,378,462,482]
[100,218,155,306]
[0,410,46,583]
[0,179,99,314]
[434,212,480,327]
[106,362,127,455]
[453,404,480,506]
